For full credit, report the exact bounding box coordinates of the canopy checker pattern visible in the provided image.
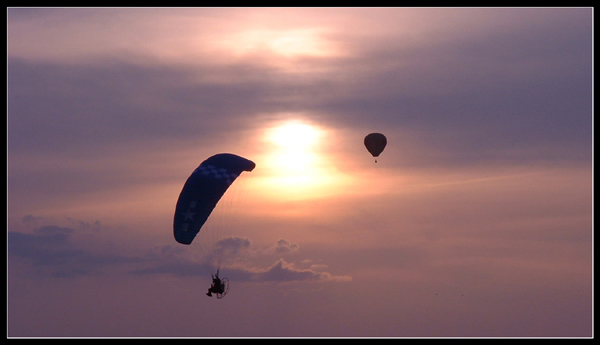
[173,153,255,245]
[195,164,239,185]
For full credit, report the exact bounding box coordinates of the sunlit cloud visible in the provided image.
[223,28,342,58]
[213,27,349,74]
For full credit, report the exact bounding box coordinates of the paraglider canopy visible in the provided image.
[364,133,387,162]
[173,153,255,245]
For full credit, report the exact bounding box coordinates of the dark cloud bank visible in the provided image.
[8,218,350,282]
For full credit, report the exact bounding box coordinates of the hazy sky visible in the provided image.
[7,7,592,337]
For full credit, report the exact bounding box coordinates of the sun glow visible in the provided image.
[251,119,349,202]
[225,28,340,59]
[208,27,347,74]
[268,121,320,170]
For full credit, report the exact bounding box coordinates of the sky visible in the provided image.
[7,7,593,337]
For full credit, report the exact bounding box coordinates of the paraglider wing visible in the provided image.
[364,133,387,158]
[173,153,255,245]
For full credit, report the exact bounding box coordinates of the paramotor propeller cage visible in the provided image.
[215,277,230,299]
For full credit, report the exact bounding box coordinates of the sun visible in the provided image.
[269,121,319,149]
[267,121,321,172]
[250,119,345,201]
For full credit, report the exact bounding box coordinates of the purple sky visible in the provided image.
[7,7,592,337]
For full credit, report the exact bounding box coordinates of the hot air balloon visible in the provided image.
[364,133,387,163]
[173,153,255,245]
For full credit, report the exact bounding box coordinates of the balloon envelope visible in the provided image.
[173,153,255,245]
[364,133,387,158]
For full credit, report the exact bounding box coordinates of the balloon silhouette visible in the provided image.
[364,133,387,163]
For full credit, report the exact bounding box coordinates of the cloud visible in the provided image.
[8,216,350,283]
[213,236,251,254]
[248,258,351,282]
[7,58,248,155]
[262,238,300,255]
[8,225,140,278]
[9,16,591,182]
[273,239,299,253]
[139,237,349,282]
[7,7,592,180]
[199,236,253,269]
[129,236,351,282]
[207,237,349,282]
